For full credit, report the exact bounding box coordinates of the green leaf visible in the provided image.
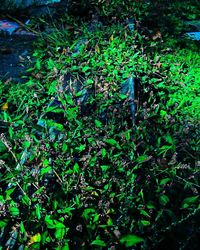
[182,196,199,208]
[36,59,41,70]
[22,195,30,205]
[120,234,144,247]
[119,93,127,100]
[22,141,31,149]
[45,215,65,229]
[160,178,171,185]
[34,187,45,195]
[104,138,121,149]
[102,148,107,157]
[82,66,90,72]
[29,233,41,244]
[9,126,14,139]
[55,228,65,240]
[73,163,80,173]
[43,159,49,167]
[76,144,86,152]
[45,216,55,229]
[64,94,74,105]
[36,204,41,220]
[107,218,113,226]
[91,239,106,247]
[62,243,69,250]
[31,242,40,249]
[46,106,64,114]
[140,210,150,218]
[0,141,6,153]
[101,165,109,172]
[75,90,86,97]
[20,222,26,234]
[58,207,75,216]
[41,166,51,175]
[9,207,20,216]
[47,58,55,69]
[165,134,174,144]
[54,221,65,229]
[136,155,149,163]
[82,208,95,220]
[140,220,150,226]
[95,119,102,128]
[0,220,8,228]
[6,187,16,198]
[62,143,68,153]
[160,110,167,118]
[86,79,94,85]
[65,107,78,120]
[159,195,170,206]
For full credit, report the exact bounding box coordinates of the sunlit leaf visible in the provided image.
[136,155,149,163]
[182,196,199,208]
[73,163,80,173]
[36,204,41,220]
[29,233,41,244]
[9,207,19,216]
[0,220,8,228]
[1,102,8,111]
[95,119,102,128]
[101,165,109,172]
[140,220,150,226]
[41,166,52,175]
[86,78,94,85]
[120,234,144,247]
[160,178,171,185]
[109,34,114,41]
[104,138,121,149]
[55,228,65,240]
[91,239,106,247]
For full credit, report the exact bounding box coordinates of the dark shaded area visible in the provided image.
[0,35,35,82]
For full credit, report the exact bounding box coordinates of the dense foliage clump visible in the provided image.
[0,1,199,249]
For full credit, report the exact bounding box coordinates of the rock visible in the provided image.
[121,76,136,123]
[186,32,200,41]
[185,20,200,31]
[0,20,19,35]
[126,18,135,32]
[0,0,61,11]
[184,20,200,41]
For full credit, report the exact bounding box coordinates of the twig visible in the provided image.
[53,170,63,183]
[176,175,200,188]
[7,15,39,35]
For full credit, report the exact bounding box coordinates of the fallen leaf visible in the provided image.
[29,233,41,244]
[95,44,100,53]
[109,34,114,41]
[2,102,8,111]
[152,31,162,40]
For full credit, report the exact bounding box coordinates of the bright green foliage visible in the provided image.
[0,1,200,249]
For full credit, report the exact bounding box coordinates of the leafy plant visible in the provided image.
[0,2,199,249]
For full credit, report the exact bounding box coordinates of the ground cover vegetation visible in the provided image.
[0,0,200,249]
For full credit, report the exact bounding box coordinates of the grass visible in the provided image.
[0,1,200,249]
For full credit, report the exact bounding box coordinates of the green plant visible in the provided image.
[0,3,199,249]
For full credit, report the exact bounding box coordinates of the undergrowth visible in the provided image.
[0,1,200,249]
